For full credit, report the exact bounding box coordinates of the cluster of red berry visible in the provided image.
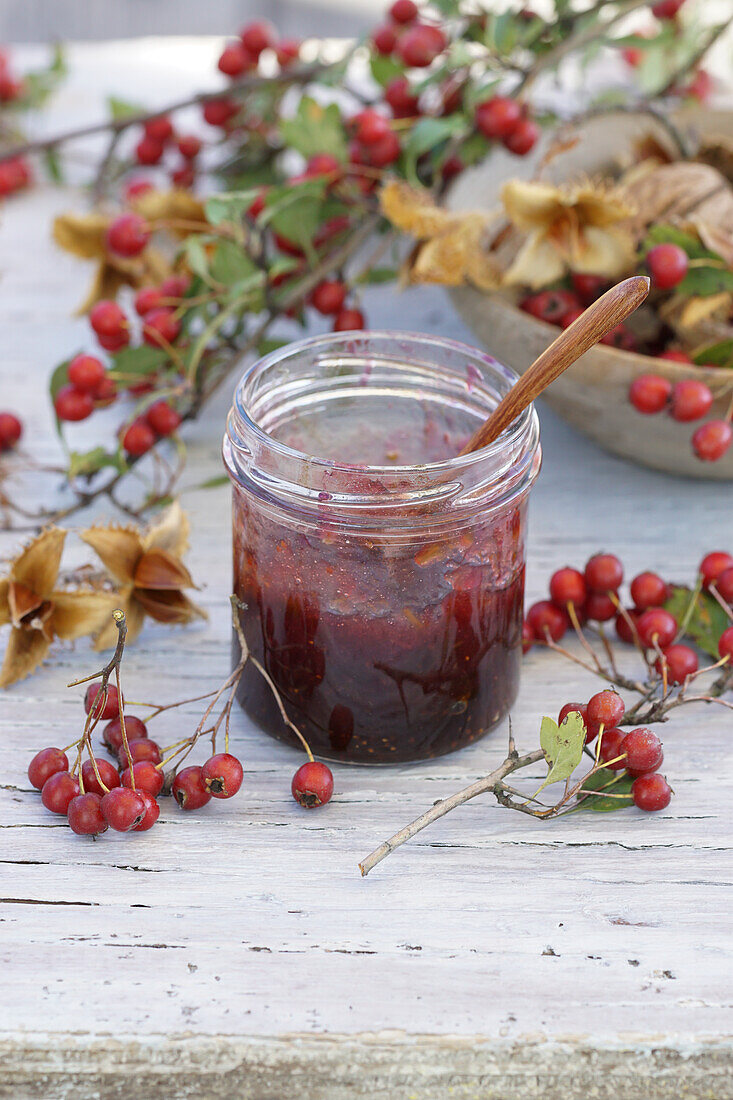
[525,549,733,677]
[629,368,730,462]
[558,691,671,811]
[0,49,34,196]
[620,0,712,100]
[27,680,335,837]
[132,113,202,190]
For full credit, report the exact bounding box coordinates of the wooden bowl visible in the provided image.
[447,107,733,479]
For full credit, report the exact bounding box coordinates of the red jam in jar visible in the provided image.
[224,332,540,763]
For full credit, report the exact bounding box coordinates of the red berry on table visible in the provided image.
[177,134,202,160]
[135,136,164,166]
[652,0,685,18]
[384,76,420,118]
[636,607,678,649]
[585,592,617,622]
[103,715,148,754]
[96,329,129,353]
[333,308,365,332]
[121,761,164,798]
[397,24,446,68]
[292,761,334,808]
[172,765,212,810]
[615,608,640,644]
[201,753,244,799]
[475,96,522,140]
[160,274,190,298]
[67,354,106,394]
[586,690,625,737]
[202,97,238,127]
[522,620,533,654]
[134,286,163,316]
[699,551,733,589]
[526,600,568,643]
[134,792,160,831]
[585,553,623,594]
[122,418,156,457]
[0,411,22,450]
[390,0,418,23]
[572,273,607,302]
[146,400,182,436]
[670,379,713,422]
[54,384,94,422]
[28,747,69,790]
[41,772,80,815]
[715,566,733,605]
[354,108,391,147]
[598,728,626,769]
[85,682,122,720]
[144,115,173,143]
[119,739,161,767]
[620,728,663,774]
[143,307,181,347]
[628,374,671,415]
[646,243,688,289]
[630,571,668,610]
[632,772,672,811]
[311,280,347,316]
[520,289,579,325]
[90,299,127,339]
[373,24,398,55]
[558,702,588,729]
[106,212,150,258]
[658,349,691,363]
[549,567,586,610]
[101,787,146,831]
[240,20,275,58]
[656,643,698,684]
[67,792,108,836]
[81,758,121,798]
[692,420,733,462]
[718,625,733,662]
[275,40,301,68]
[218,42,253,78]
[503,117,540,156]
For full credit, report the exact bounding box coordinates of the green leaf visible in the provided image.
[356,266,399,285]
[108,96,145,120]
[692,339,733,369]
[536,712,586,794]
[456,130,492,167]
[43,148,63,183]
[49,357,71,403]
[370,54,405,88]
[642,224,709,259]
[664,585,730,658]
[579,768,634,812]
[111,345,168,379]
[205,189,261,227]
[68,447,125,479]
[279,96,348,162]
[679,265,733,298]
[402,115,469,181]
[257,337,290,356]
[209,239,260,286]
[182,236,212,283]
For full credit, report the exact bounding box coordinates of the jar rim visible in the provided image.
[231,329,537,476]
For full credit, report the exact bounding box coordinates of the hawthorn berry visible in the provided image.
[699,551,733,589]
[364,130,401,167]
[276,40,301,67]
[172,766,211,810]
[92,373,117,405]
[549,567,586,610]
[142,307,181,347]
[526,600,568,643]
[121,761,164,798]
[615,607,640,645]
[718,625,733,662]
[240,20,274,58]
[658,349,691,363]
[373,24,398,55]
[54,384,94,422]
[636,607,678,649]
[119,739,161,767]
[135,136,164,166]
[144,115,174,143]
[520,290,579,325]
[586,690,625,737]
[571,273,607,302]
[652,0,685,18]
[122,419,156,457]
[311,280,347,316]
[397,24,446,67]
[134,286,163,316]
[81,758,121,798]
[146,400,182,436]
[85,682,122,721]
[0,411,22,450]
[67,354,106,394]
[133,792,160,831]
[202,97,238,127]
[28,747,69,790]
[292,761,334,808]
[620,728,663,774]
[475,96,522,140]
[106,213,150,258]
[333,308,365,331]
[177,134,202,160]
[125,178,154,202]
[160,274,191,299]
[600,323,636,351]
[41,772,80,815]
[715,567,733,605]
[67,792,108,836]
[390,0,418,23]
[683,68,713,102]
[103,714,148,753]
[97,329,130,352]
[558,702,588,730]
[656,643,698,684]
[503,117,540,156]
[632,772,672,811]
[218,42,252,78]
[201,753,244,798]
[90,299,127,339]
[440,154,464,182]
[630,571,668,610]
[385,76,420,118]
[354,109,391,146]
[101,786,146,831]
[692,420,732,462]
[670,379,713,422]
[170,163,194,188]
[585,592,617,622]
[522,620,533,654]
[629,374,671,414]
[585,553,623,594]
[646,243,688,289]
[597,728,626,769]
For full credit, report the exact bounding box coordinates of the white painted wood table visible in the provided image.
[1,41,732,1100]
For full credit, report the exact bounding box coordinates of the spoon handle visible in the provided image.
[459,275,650,455]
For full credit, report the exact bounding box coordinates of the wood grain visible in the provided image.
[0,41,731,1100]
[460,276,650,454]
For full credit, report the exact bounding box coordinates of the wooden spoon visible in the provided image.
[459,275,650,455]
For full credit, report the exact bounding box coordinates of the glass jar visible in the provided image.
[223,331,541,764]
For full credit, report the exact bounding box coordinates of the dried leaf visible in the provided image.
[94,592,143,651]
[133,547,194,590]
[10,528,65,599]
[8,581,45,626]
[50,590,118,641]
[134,588,206,625]
[143,500,190,558]
[380,180,454,238]
[132,189,208,236]
[53,211,108,259]
[81,524,143,586]
[0,627,50,688]
[0,578,9,627]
